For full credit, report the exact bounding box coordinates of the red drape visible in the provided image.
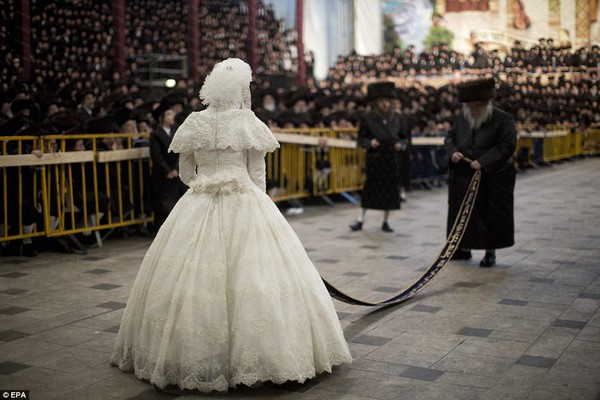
[188,0,200,83]
[113,0,126,82]
[17,0,31,79]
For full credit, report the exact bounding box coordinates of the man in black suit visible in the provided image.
[76,90,95,122]
[349,82,410,233]
[445,78,517,267]
[149,103,186,231]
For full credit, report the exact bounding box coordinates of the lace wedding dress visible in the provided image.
[110,107,352,392]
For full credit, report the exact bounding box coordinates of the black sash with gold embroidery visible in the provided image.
[322,169,481,306]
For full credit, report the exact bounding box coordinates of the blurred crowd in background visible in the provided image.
[1,0,599,145]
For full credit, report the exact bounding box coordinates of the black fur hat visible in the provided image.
[112,107,135,128]
[457,78,496,103]
[11,99,33,114]
[113,95,134,109]
[84,116,118,134]
[367,82,397,102]
[50,112,82,133]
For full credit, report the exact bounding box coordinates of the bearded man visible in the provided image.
[445,78,517,267]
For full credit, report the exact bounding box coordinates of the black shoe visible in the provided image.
[21,244,38,257]
[349,221,363,231]
[479,253,496,267]
[451,249,472,260]
[381,222,394,232]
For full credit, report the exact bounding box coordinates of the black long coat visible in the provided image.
[445,107,517,249]
[149,127,186,224]
[357,111,409,210]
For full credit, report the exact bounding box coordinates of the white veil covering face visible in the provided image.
[199,58,252,110]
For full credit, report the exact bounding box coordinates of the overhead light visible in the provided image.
[165,79,176,88]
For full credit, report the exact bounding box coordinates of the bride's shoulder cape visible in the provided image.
[169,109,279,154]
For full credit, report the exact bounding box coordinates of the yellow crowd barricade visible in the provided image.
[542,130,571,162]
[572,130,584,156]
[270,132,365,199]
[1,135,47,242]
[1,131,367,245]
[515,128,587,166]
[582,128,600,156]
[266,133,311,202]
[1,133,153,247]
[2,126,596,246]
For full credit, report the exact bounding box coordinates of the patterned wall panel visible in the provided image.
[549,0,560,26]
[575,0,590,48]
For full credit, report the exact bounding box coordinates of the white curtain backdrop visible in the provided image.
[303,0,330,80]
[268,0,382,80]
[354,0,383,55]
[303,0,354,80]
[268,0,296,29]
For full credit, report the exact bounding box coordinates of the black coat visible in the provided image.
[76,107,94,122]
[149,127,186,219]
[445,107,517,249]
[357,111,409,210]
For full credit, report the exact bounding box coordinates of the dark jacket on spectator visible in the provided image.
[357,111,409,210]
[149,126,186,228]
[445,107,517,249]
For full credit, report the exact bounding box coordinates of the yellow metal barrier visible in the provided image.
[542,130,571,162]
[514,126,600,165]
[1,134,153,246]
[4,127,591,247]
[582,129,600,156]
[41,134,153,245]
[268,132,365,200]
[572,130,583,157]
[516,129,578,165]
[1,135,46,242]
[1,131,366,245]
[266,137,311,202]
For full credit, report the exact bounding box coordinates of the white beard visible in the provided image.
[463,102,493,130]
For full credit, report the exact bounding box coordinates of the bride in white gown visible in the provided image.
[110,58,352,392]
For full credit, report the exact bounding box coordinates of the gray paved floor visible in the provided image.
[1,158,599,400]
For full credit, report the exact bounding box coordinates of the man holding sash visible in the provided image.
[445,78,517,267]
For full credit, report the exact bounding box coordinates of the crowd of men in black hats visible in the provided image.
[1,0,598,138]
[251,40,598,134]
[1,0,299,139]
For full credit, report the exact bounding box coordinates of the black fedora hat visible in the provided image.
[151,102,169,121]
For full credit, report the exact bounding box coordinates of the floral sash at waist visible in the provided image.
[188,173,253,195]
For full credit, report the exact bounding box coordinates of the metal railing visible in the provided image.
[2,127,596,246]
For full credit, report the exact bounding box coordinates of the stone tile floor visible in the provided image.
[1,158,599,400]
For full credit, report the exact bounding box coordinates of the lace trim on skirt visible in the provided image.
[111,347,351,392]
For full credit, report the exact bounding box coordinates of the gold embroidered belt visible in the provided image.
[322,169,481,306]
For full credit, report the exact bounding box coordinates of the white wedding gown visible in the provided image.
[110,109,352,392]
